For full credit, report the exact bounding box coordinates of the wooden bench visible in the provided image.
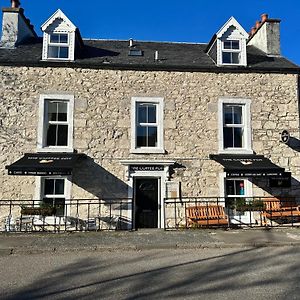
[186,205,228,227]
[263,198,300,220]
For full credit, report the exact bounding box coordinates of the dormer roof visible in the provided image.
[216,16,249,39]
[41,9,76,32]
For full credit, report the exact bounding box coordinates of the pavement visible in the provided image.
[1,227,300,255]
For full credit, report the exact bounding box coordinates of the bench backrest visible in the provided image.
[263,198,281,211]
[186,205,226,220]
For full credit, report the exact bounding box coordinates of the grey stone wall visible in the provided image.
[0,66,299,200]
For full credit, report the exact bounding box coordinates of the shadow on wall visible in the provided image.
[72,156,128,199]
[250,176,300,202]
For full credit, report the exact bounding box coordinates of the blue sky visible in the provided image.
[2,0,300,64]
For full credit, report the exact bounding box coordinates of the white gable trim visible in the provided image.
[41,9,76,32]
[216,16,248,39]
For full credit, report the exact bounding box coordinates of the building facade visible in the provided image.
[1,2,300,229]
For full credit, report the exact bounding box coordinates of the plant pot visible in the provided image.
[21,207,56,216]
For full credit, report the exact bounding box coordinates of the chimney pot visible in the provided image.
[250,27,256,36]
[11,0,21,8]
[261,13,269,23]
[255,21,261,29]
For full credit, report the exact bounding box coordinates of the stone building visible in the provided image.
[0,1,299,229]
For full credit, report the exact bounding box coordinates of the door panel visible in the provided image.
[135,178,159,228]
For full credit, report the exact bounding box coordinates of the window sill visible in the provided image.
[218,149,253,155]
[37,147,74,153]
[130,148,165,154]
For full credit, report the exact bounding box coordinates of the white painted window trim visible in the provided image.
[130,97,164,154]
[217,38,247,66]
[218,97,252,154]
[219,172,253,201]
[34,176,72,221]
[42,31,75,61]
[37,93,74,153]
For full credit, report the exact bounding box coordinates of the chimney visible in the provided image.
[247,14,281,56]
[0,0,37,48]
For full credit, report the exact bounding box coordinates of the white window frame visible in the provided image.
[218,98,252,154]
[221,40,241,65]
[42,31,75,61]
[47,32,70,60]
[131,97,164,154]
[35,176,71,220]
[37,93,74,153]
[219,173,253,220]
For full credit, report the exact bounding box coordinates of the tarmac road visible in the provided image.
[1,246,300,300]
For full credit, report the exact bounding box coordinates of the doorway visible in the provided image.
[134,178,159,228]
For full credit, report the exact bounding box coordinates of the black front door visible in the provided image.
[134,178,159,228]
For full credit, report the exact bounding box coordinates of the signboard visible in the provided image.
[130,165,164,172]
[8,170,72,176]
[226,171,284,178]
[281,130,290,144]
[269,172,291,188]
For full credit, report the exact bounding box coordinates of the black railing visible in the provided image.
[0,198,133,232]
[164,196,300,230]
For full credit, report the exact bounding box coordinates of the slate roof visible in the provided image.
[0,37,298,73]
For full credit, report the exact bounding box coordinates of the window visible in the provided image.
[41,9,77,61]
[225,178,246,215]
[218,98,252,154]
[222,40,240,64]
[38,94,74,152]
[42,178,66,216]
[48,33,69,59]
[223,104,243,148]
[131,97,164,154]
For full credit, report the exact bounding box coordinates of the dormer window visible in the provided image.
[41,9,82,61]
[222,40,240,64]
[48,33,69,59]
[206,17,248,67]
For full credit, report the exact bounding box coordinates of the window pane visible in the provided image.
[43,197,54,207]
[54,198,65,216]
[59,34,68,43]
[148,126,157,147]
[50,34,59,43]
[137,126,147,147]
[59,47,69,59]
[57,125,68,146]
[138,105,147,123]
[54,179,65,195]
[46,124,57,146]
[223,41,231,49]
[231,52,240,64]
[44,179,55,195]
[222,52,231,64]
[226,180,245,196]
[48,102,58,121]
[224,106,233,124]
[234,128,243,147]
[147,105,156,123]
[232,41,240,49]
[48,46,59,58]
[233,106,242,124]
[57,102,67,121]
[223,127,233,148]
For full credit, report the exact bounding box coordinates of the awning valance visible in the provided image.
[210,154,285,177]
[6,153,86,176]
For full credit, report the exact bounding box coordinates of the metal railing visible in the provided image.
[164,196,300,230]
[0,198,133,232]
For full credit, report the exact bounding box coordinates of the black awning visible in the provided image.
[6,153,86,176]
[210,154,285,177]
